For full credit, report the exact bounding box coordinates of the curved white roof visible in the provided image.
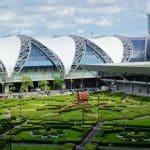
[0,36,21,77]
[37,36,76,74]
[91,36,124,63]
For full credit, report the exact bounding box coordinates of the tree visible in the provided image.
[70,78,74,89]
[39,80,50,91]
[8,83,16,94]
[4,83,15,94]
[53,78,64,90]
[20,76,33,93]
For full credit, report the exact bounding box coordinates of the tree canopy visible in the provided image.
[39,80,50,91]
[20,76,33,92]
[53,78,64,90]
[8,83,16,93]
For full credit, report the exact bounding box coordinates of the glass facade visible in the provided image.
[128,37,150,62]
[80,45,105,65]
[23,44,56,67]
[146,37,150,61]
[129,37,146,62]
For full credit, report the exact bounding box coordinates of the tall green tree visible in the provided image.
[39,80,50,91]
[20,76,33,93]
[53,78,64,90]
[8,83,16,94]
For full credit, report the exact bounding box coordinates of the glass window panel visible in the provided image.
[131,39,145,51]
[146,38,150,61]
[80,45,104,64]
[23,44,56,67]
[129,37,145,62]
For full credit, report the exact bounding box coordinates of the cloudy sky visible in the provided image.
[0,0,150,38]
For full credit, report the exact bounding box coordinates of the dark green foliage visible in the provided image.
[53,78,64,90]
[8,83,16,93]
[0,119,13,134]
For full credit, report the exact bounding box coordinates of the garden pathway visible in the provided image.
[76,121,104,150]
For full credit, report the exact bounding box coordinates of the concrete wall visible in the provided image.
[114,82,150,96]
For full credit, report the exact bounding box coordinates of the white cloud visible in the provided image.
[145,1,150,13]
[75,18,94,24]
[0,12,16,22]
[56,7,75,17]
[47,22,65,29]
[87,0,119,5]
[0,0,135,37]
[95,17,114,27]
[76,29,85,34]
[76,5,122,15]
[35,6,56,13]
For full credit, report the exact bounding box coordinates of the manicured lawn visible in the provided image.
[0,91,149,148]
[11,129,82,143]
[122,118,150,126]
[3,143,75,150]
[102,133,125,143]
[0,92,149,121]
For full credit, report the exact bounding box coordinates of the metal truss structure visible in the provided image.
[70,35,113,72]
[14,35,31,73]
[70,35,86,72]
[145,36,148,61]
[115,35,134,62]
[14,35,64,74]
[0,61,6,73]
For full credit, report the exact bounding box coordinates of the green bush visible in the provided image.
[85,143,97,150]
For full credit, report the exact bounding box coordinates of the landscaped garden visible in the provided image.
[0,91,149,149]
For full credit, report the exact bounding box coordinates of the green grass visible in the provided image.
[123,118,150,126]
[0,92,149,121]
[0,91,150,148]
[2,143,75,150]
[11,129,82,143]
[102,133,125,143]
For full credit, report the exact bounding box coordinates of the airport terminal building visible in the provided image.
[1,15,150,95]
[0,35,113,93]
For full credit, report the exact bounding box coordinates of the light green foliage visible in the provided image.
[39,80,50,91]
[20,76,33,92]
[121,118,150,126]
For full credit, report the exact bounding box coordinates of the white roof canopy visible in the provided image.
[0,36,21,77]
[37,36,76,74]
[91,36,124,63]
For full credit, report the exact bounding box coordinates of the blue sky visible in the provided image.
[0,0,150,38]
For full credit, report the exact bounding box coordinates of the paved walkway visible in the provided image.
[97,146,150,150]
[76,122,104,150]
